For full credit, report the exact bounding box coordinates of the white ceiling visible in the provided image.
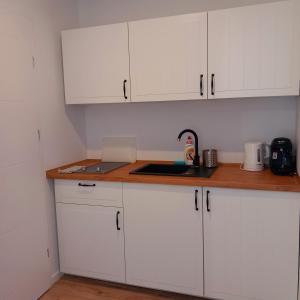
[77,0,283,26]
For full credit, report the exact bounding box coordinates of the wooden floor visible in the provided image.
[40,275,204,300]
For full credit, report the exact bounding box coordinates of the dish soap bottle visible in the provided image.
[184,136,195,165]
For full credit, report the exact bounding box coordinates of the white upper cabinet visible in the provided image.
[129,13,208,102]
[62,23,130,104]
[61,1,299,104]
[123,184,204,296]
[203,188,300,300]
[208,1,300,99]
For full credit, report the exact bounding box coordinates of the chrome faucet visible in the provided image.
[177,129,200,167]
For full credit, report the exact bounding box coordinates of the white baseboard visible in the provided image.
[87,149,244,163]
[50,270,63,285]
[36,271,63,299]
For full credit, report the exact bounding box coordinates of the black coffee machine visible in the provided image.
[270,138,295,176]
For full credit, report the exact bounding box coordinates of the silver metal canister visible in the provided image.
[203,149,218,168]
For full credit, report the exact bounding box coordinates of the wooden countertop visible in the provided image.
[46,159,300,193]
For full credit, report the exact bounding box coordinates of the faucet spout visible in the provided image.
[178,129,200,167]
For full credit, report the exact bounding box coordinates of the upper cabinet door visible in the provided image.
[208,1,300,99]
[62,23,130,104]
[129,13,207,102]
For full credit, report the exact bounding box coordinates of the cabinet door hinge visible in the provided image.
[32,56,36,69]
[37,129,41,141]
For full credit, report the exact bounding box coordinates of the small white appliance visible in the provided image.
[102,137,137,163]
[242,142,267,172]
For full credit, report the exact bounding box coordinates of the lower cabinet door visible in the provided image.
[203,188,299,300]
[56,203,125,283]
[123,183,203,297]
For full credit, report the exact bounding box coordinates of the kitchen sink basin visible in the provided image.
[130,163,216,178]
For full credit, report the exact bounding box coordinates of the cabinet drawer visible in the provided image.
[55,180,123,207]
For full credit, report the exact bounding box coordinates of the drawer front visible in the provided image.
[55,180,123,207]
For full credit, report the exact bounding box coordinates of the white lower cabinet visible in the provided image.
[123,183,204,297]
[55,180,300,300]
[55,181,125,283]
[203,187,300,300]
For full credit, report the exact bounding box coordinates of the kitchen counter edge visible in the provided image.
[46,159,300,193]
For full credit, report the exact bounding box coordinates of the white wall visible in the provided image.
[77,0,297,163]
[34,0,86,288]
[297,98,300,176]
[0,0,84,299]
[36,3,86,170]
[77,0,281,26]
[85,98,297,162]
[296,0,300,176]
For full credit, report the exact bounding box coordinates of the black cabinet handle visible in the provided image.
[78,183,96,187]
[206,190,211,212]
[200,74,204,96]
[123,80,128,100]
[211,74,215,96]
[195,189,199,211]
[116,211,121,231]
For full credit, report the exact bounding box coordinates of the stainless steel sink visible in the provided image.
[130,164,216,178]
